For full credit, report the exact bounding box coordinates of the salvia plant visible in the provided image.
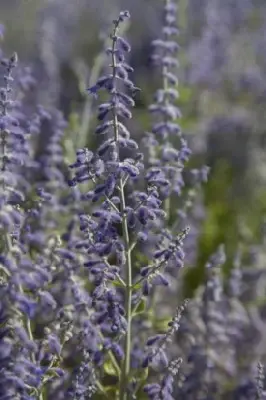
[0,0,266,399]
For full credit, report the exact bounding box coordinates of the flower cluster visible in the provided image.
[68,6,192,398]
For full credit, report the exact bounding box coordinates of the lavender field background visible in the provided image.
[1,0,266,399]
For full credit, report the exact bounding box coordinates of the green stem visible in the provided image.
[109,20,133,400]
[119,181,132,400]
[162,41,171,220]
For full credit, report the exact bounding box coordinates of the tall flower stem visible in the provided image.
[162,60,171,219]
[109,20,133,400]
[118,181,132,400]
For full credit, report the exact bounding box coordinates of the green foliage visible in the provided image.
[104,359,119,377]
[183,161,240,297]
[132,298,147,317]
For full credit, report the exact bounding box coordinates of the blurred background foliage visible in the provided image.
[1,0,266,297]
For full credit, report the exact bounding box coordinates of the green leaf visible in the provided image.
[132,298,146,316]
[112,279,125,288]
[128,366,149,383]
[132,281,142,290]
[137,367,149,383]
[103,360,119,377]
[153,316,172,331]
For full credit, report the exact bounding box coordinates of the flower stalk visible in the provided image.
[109,16,133,400]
